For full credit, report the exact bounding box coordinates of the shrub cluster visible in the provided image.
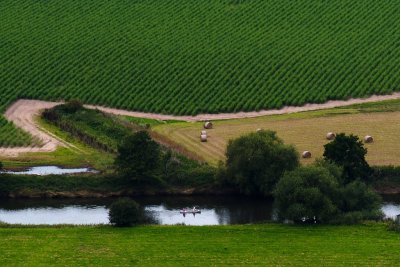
[274,162,382,224]
[109,198,141,227]
[224,130,299,196]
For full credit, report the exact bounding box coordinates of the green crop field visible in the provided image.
[0,224,399,266]
[1,0,399,114]
[0,120,35,147]
[1,0,400,146]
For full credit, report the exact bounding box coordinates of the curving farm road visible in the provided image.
[1,92,400,156]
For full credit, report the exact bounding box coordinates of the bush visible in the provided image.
[225,130,299,196]
[62,99,84,113]
[109,198,141,227]
[274,165,340,223]
[115,131,161,183]
[371,166,400,187]
[274,163,383,224]
[334,181,383,223]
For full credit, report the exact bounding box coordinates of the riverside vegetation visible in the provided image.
[0,102,384,224]
[1,0,400,146]
[0,102,398,265]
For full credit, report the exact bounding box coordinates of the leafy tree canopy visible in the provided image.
[323,133,372,183]
[274,165,339,223]
[115,131,161,182]
[225,130,299,196]
[274,163,382,224]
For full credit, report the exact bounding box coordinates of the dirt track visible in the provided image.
[1,93,400,156]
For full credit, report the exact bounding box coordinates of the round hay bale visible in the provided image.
[201,130,207,135]
[326,132,336,140]
[302,151,312,159]
[256,128,262,132]
[364,135,374,143]
[200,134,207,142]
[204,121,213,129]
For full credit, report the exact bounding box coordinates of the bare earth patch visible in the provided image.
[1,93,400,156]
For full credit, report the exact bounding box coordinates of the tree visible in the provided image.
[109,198,141,227]
[323,133,372,183]
[115,131,161,182]
[274,166,340,223]
[334,181,382,224]
[225,130,299,196]
[274,163,382,224]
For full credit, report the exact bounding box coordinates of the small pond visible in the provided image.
[1,166,97,175]
[0,195,399,225]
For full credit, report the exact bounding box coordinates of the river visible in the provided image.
[0,195,398,225]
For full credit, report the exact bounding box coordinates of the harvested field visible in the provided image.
[154,108,400,166]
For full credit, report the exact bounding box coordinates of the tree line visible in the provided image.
[115,130,382,225]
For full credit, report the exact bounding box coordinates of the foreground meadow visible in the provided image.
[0,224,399,266]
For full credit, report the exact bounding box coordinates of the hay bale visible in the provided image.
[364,135,374,143]
[200,134,207,142]
[326,132,336,140]
[302,151,312,159]
[204,121,213,129]
[256,128,262,132]
[201,130,207,135]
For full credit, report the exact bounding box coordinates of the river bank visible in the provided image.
[0,168,399,198]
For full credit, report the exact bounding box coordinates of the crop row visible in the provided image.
[0,118,35,147]
[0,0,399,146]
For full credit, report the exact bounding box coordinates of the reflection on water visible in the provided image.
[0,196,274,225]
[0,195,398,225]
[0,206,108,225]
[1,166,97,175]
[382,195,400,219]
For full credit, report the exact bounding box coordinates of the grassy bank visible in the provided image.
[0,224,398,266]
[0,116,114,170]
[0,173,131,198]
[154,99,400,165]
[0,171,231,198]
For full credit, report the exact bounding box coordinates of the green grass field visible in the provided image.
[154,100,400,166]
[0,224,399,266]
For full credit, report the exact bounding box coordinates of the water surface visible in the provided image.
[0,195,398,225]
[0,196,274,225]
[1,166,97,175]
